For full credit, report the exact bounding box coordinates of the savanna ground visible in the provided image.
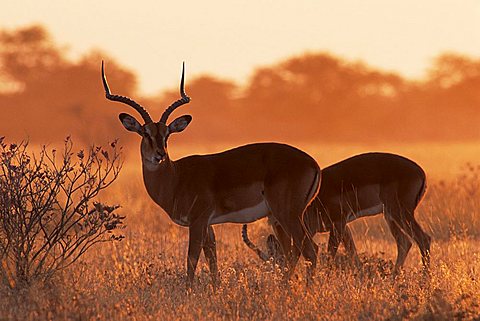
[1,142,480,320]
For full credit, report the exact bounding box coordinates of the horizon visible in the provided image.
[2,1,480,94]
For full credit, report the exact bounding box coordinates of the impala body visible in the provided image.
[102,62,321,286]
[243,152,431,271]
[144,143,319,227]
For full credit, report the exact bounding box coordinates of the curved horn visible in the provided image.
[102,61,153,124]
[159,62,191,124]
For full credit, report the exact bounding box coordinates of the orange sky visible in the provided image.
[2,1,480,95]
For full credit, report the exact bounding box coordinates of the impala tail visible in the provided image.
[242,225,270,261]
[415,172,427,207]
[306,170,321,207]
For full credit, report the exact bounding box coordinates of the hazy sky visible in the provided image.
[2,1,480,94]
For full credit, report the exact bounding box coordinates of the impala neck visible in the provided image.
[142,155,177,215]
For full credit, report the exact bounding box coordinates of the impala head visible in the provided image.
[102,61,192,168]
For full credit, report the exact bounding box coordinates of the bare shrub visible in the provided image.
[0,137,125,288]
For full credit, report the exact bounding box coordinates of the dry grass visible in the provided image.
[1,145,480,320]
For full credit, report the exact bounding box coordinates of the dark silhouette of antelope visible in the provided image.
[243,152,430,272]
[102,62,321,286]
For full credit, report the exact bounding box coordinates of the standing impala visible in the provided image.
[243,152,431,273]
[101,62,321,286]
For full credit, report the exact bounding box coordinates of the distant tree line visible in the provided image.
[1,25,480,146]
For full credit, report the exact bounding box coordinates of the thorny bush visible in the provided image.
[0,137,125,288]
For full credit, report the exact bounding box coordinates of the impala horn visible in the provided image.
[159,62,191,124]
[101,61,153,124]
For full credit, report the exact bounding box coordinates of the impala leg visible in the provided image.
[202,225,219,287]
[409,218,431,271]
[305,239,318,281]
[301,233,318,284]
[385,215,412,273]
[264,169,320,284]
[387,204,431,273]
[271,222,291,268]
[342,225,361,265]
[187,222,207,288]
[327,222,344,259]
[392,210,431,271]
[266,234,284,264]
[271,221,300,278]
[289,218,318,282]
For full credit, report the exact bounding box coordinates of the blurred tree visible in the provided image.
[0,25,479,146]
[0,25,64,86]
[242,53,407,142]
[150,75,242,144]
[427,53,480,89]
[0,25,138,146]
[405,53,480,141]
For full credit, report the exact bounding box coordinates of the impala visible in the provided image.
[242,152,431,272]
[101,62,321,286]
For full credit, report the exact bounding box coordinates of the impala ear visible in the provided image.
[168,115,192,134]
[119,113,143,135]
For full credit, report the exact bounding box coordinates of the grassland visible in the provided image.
[1,143,480,320]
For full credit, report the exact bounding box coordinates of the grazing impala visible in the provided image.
[101,62,321,286]
[243,152,431,272]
